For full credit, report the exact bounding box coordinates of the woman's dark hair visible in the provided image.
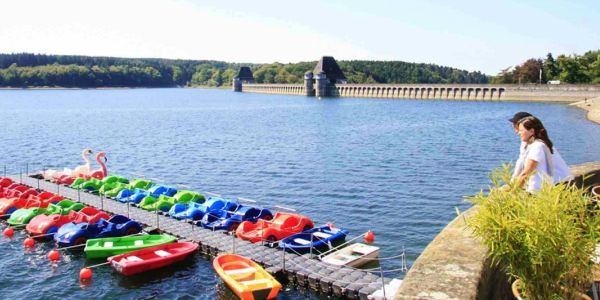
[519,116,554,153]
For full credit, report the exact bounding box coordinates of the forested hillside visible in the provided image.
[0,53,488,88]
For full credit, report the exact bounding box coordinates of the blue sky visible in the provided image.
[1,0,598,74]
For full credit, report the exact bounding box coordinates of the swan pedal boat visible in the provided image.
[200,205,273,231]
[84,234,177,259]
[320,243,380,268]
[54,214,143,247]
[213,254,282,300]
[7,199,83,226]
[279,225,349,254]
[108,242,198,276]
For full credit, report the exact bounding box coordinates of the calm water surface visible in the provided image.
[1,88,600,299]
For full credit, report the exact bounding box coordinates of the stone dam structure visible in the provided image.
[232,56,600,102]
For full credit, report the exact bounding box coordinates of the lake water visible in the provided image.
[1,88,600,299]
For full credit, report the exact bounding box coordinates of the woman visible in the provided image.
[515,116,572,192]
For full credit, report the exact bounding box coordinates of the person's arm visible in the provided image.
[515,159,538,188]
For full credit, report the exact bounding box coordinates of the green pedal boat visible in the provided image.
[7,199,84,226]
[84,234,177,259]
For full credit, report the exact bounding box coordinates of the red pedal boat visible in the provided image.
[0,188,40,216]
[235,212,314,244]
[107,242,198,276]
[0,191,62,216]
[26,207,110,238]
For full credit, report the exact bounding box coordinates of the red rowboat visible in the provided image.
[107,242,198,276]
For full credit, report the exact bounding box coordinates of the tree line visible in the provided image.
[0,53,490,88]
[492,50,600,84]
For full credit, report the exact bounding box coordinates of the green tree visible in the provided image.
[557,55,590,83]
[542,53,560,82]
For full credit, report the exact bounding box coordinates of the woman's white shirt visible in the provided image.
[524,140,573,192]
[511,141,528,180]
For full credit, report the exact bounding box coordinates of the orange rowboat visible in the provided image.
[213,254,281,300]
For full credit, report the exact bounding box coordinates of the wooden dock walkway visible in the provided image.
[10,175,392,299]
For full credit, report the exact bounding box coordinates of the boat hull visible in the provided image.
[108,242,198,276]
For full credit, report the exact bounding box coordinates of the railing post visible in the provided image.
[26,163,29,177]
[156,207,159,229]
[282,245,286,272]
[127,201,130,218]
[100,194,104,210]
[77,189,81,202]
[57,181,60,195]
[232,232,236,254]
[380,266,387,299]
[310,233,314,259]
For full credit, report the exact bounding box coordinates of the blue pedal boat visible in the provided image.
[278,225,349,254]
[54,214,143,247]
[200,205,273,231]
[169,197,238,221]
[116,185,177,204]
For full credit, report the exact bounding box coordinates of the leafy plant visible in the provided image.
[466,164,600,300]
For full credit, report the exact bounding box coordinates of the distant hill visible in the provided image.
[0,53,489,88]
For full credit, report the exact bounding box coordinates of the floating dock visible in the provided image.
[9,174,394,299]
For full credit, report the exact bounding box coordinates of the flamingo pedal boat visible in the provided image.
[84,234,177,259]
[279,225,349,254]
[107,242,198,276]
[26,207,110,239]
[213,254,282,300]
[7,199,83,226]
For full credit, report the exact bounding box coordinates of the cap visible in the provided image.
[508,112,532,123]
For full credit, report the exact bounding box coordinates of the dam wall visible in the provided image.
[240,83,600,102]
[241,84,306,96]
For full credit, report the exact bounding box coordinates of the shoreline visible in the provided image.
[570,97,600,125]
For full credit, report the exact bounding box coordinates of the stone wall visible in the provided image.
[242,84,306,96]
[240,83,600,102]
[394,161,600,300]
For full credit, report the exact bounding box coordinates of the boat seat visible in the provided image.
[126,255,143,262]
[224,267,256,275]
[313,232,332,239]
[104,241,114,248]
[134,240,144,246]
[293,238,311,245]
[154,250,171,257]
[240,278,272,285]
[340,254,358,260]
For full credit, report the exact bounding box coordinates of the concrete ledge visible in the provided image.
[394,161,600,300]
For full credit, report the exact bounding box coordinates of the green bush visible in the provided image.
[466,164,600,300]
